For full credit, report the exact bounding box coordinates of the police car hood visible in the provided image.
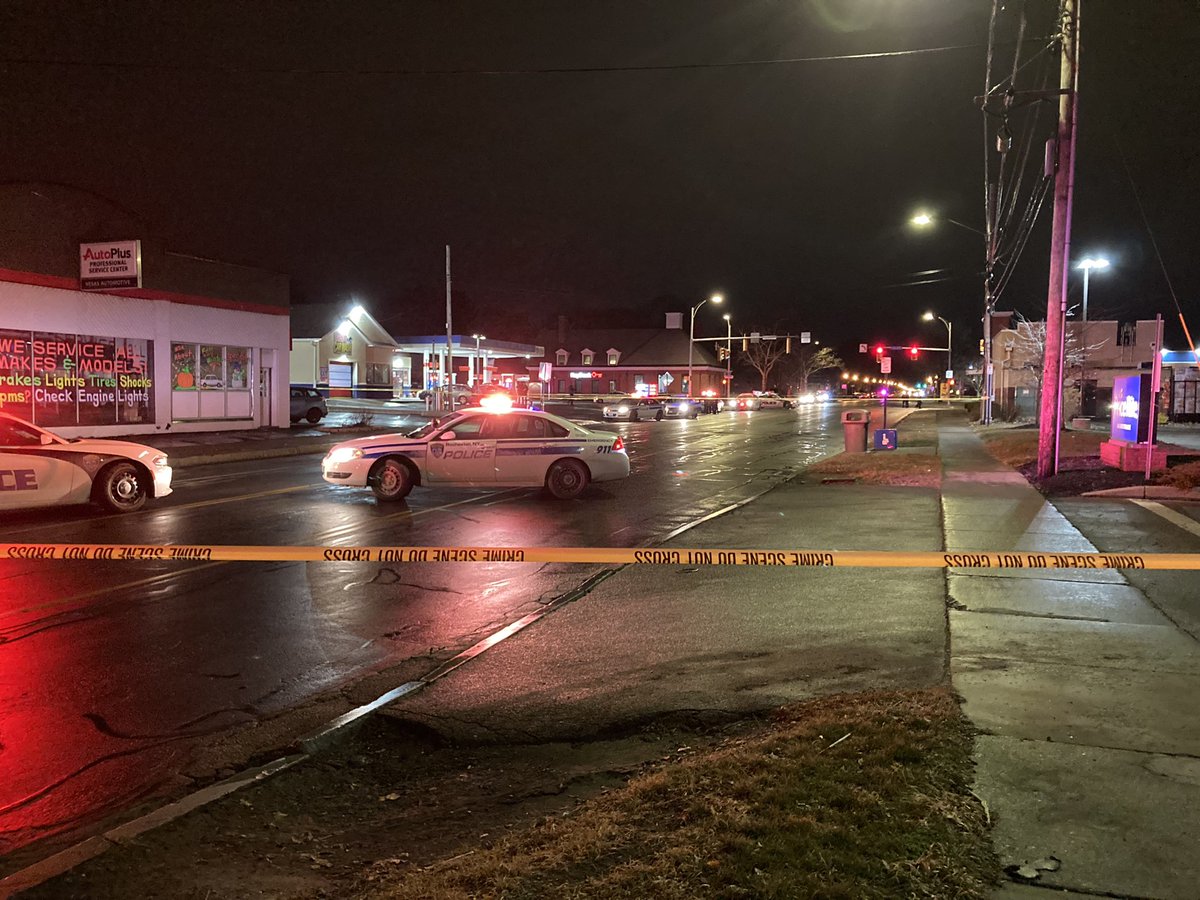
[66,438,167,460]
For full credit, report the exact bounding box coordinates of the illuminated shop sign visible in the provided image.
[79,240,142,291]
[568,371,603,379]
[0,329,154,427]
[1110,374,1153,443]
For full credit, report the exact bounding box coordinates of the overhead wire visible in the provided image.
[0,41,1023,77]
[1107,120,1199,363]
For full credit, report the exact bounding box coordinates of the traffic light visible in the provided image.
[909,346,919,360]
[785,337,792,353]
[742,337,749,352]
[874,344,884,359]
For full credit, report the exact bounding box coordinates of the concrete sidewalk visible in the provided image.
[940,423,1200,899]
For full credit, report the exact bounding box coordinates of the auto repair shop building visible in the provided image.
[0,183,291,437]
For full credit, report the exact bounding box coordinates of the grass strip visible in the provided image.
[359,688,998,899]
[806,453,942,487]
[978,428,1105,467]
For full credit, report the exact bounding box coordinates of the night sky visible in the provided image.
[2,1,1197,374]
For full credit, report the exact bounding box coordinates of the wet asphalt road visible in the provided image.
[0,403,846,862]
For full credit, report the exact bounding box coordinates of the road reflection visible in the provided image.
[0,405,845,865]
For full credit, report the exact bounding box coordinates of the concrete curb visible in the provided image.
[1082,484,1200,500]
[169,443,335,468]
[0,755,306,897]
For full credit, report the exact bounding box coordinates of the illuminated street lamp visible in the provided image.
[1076,257,1110,322]
[922,311,953,380]
[909,211,985,237]
[910,209,992,418]
[688,293,723,397]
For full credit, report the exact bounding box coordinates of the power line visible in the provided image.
[0,41,1029,78]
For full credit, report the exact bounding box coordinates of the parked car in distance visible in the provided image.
[290,387,328,424]
[418,385,472,406]
[798,390,832,404]
[321,406,629,501]
[660,397,700,419]
[602,396,663,421]
[0,411,172,513]
[735,391,792,410]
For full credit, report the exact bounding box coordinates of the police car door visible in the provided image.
[425,415,496,485]
[0,419,84,509]
[488,412,558,483]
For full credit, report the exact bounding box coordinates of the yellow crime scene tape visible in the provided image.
[1,543,1198,570]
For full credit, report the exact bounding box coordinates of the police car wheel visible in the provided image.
[306,408,323,423]
[630,409,639,422]
[655,409,664,421]
[370,458,413,501]
[96,462,148,513]
[545,459,589,500]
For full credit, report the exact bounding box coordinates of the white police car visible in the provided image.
[659,397,700,419]
[0,411,173,513]
[322,403,629,501]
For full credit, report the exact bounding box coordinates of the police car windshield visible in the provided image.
[407,411,466,439]
[0,418,48,446]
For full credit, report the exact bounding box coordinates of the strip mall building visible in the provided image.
[0,183,291,437]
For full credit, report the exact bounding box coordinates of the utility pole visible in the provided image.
[1036,0,1081,480]
[982,189,997,424]
[444,245,453,413]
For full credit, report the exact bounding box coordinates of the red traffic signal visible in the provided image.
[908,346,919,360]
[874,344,885,358]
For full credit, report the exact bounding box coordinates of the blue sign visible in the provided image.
[1110,374,1153,443]
[873,429,898,451]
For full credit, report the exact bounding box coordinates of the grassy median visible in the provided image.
[359,688,998,900]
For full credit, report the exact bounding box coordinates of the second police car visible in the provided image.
[322,401,630,501]
[1,411,173,513]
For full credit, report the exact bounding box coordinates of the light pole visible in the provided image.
[922,311,952,382]
[723,313,732,399]
[472,333,486,386]
[688,293,722,397]
[1076,257,1109,322]
[910,210,994,422]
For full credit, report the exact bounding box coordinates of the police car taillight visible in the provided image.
[612,436,624,453]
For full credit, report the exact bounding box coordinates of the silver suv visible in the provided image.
[290,387,328,424]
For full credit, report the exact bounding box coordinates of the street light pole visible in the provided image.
[723,313,732,399]
[1077,257,1109,322]
[688,293,722,398]
[909,211,992,419]
[922,311,953,386]
[472,333,486,386]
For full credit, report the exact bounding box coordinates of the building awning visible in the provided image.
[391,335,544,360]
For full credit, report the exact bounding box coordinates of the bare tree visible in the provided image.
[786,345,844,393]
[1005,311,1108,418]
[741,335,790,392]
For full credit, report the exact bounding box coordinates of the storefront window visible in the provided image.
[171,343,254,420]
[116,337,154,424]
[226,347,250,389]
[74,334,117,427]
[172,343,198,390]
[367,363,390,385]
[198,345,224,389]
[0,329,154,427]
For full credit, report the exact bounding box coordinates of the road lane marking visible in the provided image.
[1132,499,1200,541]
